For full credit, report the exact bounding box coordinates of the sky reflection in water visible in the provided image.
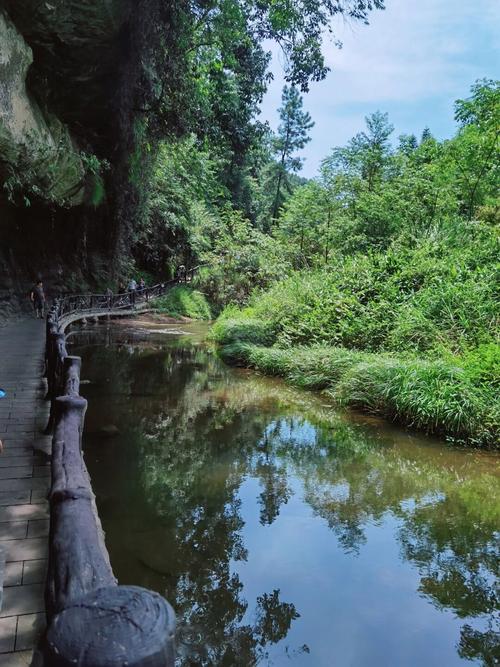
[70,320,500,667]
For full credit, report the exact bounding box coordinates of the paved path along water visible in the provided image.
[0,318,52,665]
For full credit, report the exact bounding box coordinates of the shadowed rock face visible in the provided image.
[1,0,131,150]
[0,1,136,318]
[0,1,132,206]
[0,9,85,206]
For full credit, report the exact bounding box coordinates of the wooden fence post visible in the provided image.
[63,356,81,399]
[44,395,176,666]
[43,586,176,667]
[44,332,67,434]
[41,277,179,666]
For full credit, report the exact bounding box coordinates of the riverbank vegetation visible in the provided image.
[208,80,499,447]
[3,0,496,446]
[135,74,499,447]
[154,286,211,320]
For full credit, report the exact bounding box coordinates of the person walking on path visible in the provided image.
[127,277,137,308]
[106,286,113,308]
[177,265,186,282]
[30,279,46,318]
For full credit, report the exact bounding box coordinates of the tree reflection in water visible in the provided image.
[73,323,499,667]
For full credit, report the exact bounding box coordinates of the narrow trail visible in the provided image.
[0,318,52,664]
[0,274,196,663]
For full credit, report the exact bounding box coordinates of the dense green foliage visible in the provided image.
[211,80,500,447]
[154,286,212,320]
[270,85,314,220]
[213,222,498,354]
[130,9,498,450]
[131,0,383,276]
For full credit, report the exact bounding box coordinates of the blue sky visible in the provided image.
[259,0,500,177]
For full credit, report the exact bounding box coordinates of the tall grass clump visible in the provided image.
[210,307,277,347]
[212,220,499,447]
[155,286,212,319]
[334,357,498,446]
[283,346,367,389]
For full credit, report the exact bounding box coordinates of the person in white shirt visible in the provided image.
[127,278,137,307]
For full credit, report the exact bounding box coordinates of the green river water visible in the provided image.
[70,318,499,667]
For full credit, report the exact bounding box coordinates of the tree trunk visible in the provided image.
[272,118,291,221]
[272,168,284,220]
[325,208,331,264]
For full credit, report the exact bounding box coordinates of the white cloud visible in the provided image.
[321,0,499,102]
[259,0,500,176]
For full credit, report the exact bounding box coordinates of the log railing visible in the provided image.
[57,280,174,319]
[41,282,182,665]
[56,265,202,320]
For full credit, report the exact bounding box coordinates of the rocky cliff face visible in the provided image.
[0,9,85,206]
[0,0,137,320]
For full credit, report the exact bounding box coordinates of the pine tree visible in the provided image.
[421,127,433,143]
[398,133,418,156]
[271,86,314,220]
[350,111,394,190]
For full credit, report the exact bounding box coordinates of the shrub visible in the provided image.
[154,286,212,319]
[461,342,500,389]
[210,311,277,347]
[214,221,499,356]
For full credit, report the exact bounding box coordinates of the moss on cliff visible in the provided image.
[0,9,85,206]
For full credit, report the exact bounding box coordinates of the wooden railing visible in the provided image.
[41,281,183,665]
[57,281,172,319]
[56,266,201,321]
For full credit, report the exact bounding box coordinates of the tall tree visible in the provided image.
[349,111,394,190]
[420,127,434,143]
[323,111,394,200]
[278,180,327,265]
[451,79,500,219]
[398,133,418,156]
[271,85,314,220]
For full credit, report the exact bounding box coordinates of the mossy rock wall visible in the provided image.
[0,9,85,205]
[0,0,139,318]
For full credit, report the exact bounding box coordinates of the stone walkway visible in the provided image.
[0,318,51,665]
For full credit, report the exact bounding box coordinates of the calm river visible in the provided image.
[69,317,499,667]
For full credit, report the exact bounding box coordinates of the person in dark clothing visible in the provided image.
[177,265,186,282]
[30,280,46,318]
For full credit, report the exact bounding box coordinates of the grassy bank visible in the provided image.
[154,286,212,319]
[210,218,499,448]
[212,295,499,449]
[213,335,498,448]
